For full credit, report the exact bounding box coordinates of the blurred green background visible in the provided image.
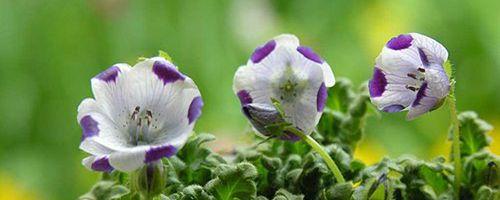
[1,0,499,199]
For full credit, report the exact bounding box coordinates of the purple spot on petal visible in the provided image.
[418,48,430,66]
[369,68,387,97]
[382,105,405,113]
[316,83,327,112]
[237,90,253,105]
[386,34,413,50]
[188,96,203,124]
[152,61,185,85]
[96,66,121,82]
[145,145,177,163]
[412,82,428,106]
[80,115,99,141]
[251,40,276,63]
[91,157,113,172]
[297,46,323,64]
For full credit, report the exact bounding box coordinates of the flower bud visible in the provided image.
[130,161,166,198]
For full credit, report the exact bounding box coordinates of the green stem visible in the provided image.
[449,84,461,199]
[286,127,346,183]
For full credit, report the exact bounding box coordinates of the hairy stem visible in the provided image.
[286,127,346,183]
[449,83,461,199]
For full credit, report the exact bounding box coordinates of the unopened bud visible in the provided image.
[130,161,166,198]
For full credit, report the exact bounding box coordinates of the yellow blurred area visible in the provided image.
[0,172,37,200]
[429,119,499,160]
[356,1,409,56]
[354,138,387,165]
[488,121,499,155]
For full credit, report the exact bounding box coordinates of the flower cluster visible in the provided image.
[78,57,203,172]
[77,33,452,175]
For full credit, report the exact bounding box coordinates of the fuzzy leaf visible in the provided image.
[79,181,129,200]
[272,189,304,200]
[205,162,258,200]
[322,182,353,200]
[476,185,500,200]
[175,133,225,185]
[454,111,493,157]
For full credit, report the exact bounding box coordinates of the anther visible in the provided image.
[131,106,140,120]
[407,73,417,79]
[418,68,425,73]
[146,110,153,126]
[406,85,418,92]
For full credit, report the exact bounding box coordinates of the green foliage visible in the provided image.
[453,111,493,157]
[79,181,129,200]
[205,162,258,200]
[174,133,226,185]
[80,84,498,200]
[317,78,371,155]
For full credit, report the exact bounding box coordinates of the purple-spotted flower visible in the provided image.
[233,34,335,141]
[369,33,450,120]
[77,57,203,172]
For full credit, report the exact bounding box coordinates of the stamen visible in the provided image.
[407,73,417,79]
[131,106,140,120]
[406,85,418,92]
[146,110,153,126]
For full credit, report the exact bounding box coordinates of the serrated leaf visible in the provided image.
[273,189,304,200]
[455,111,493,157]
[476,185,500,200]
[174,133,224,185]
[79,181,130,200]
[419,165,449,195]
[322,182,353,200]
[205,162,258,200]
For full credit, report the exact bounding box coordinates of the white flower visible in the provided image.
[369,33,450,120]
[233,34,335,140]
[78,57,203,172]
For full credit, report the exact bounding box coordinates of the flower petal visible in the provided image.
[369,67,418,112]
[83,156,114,172]
[187,96,203,124]
[410,33,448,67]
[108,146,148,172]
[90,63,131,120]
[144,145,177,163]
[386,34,413,50]
[251,40,276,63]
[407,69,450,120]
[320,62,336,87]
[316,82,327,112]
[77,98,130,151]
[242,103,285,137]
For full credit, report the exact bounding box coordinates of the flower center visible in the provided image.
[405,67,426,92]
[275,66,306,102]
[127,106,156,145]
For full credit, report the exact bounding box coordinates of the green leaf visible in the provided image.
[174,185,215,200]
[462,151,499,196]
[205,162,258,200]
[476,185,499,200]
[322,182,353,200]
[79,181,130,200]
[174,133,225,185]
[295,154,329,199]
[454,111,493,157]
[272,189,304,200]
[419,165,449,195]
